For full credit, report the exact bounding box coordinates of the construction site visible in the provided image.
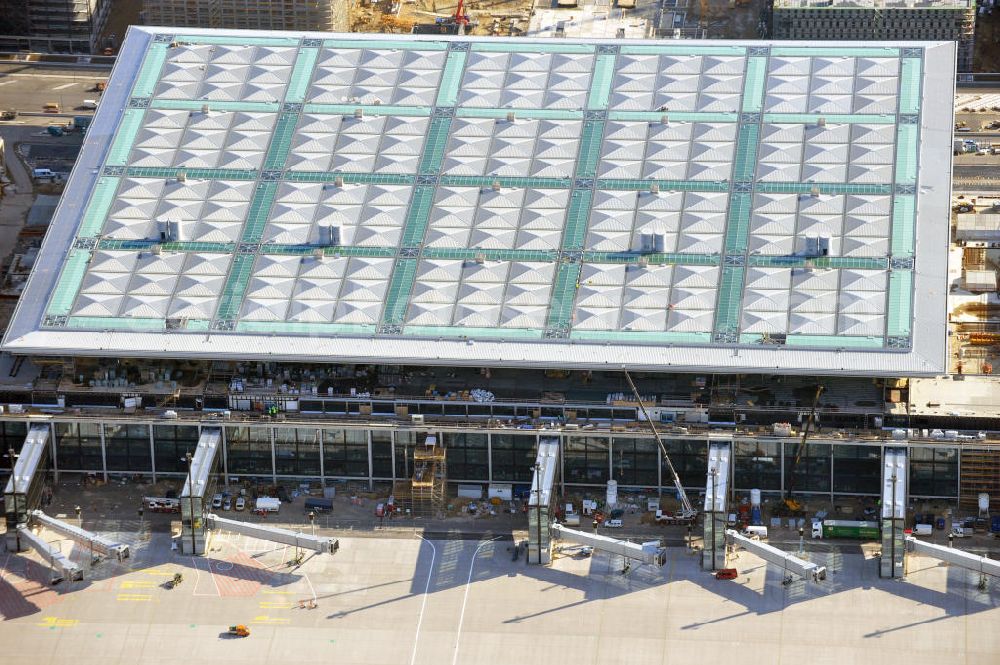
[350,0,763,40]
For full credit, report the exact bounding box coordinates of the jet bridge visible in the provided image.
[703,440,731,570]
[905,537,1000,579]
[880,446,907,578]
[206,514,339,554]
[527,437,559,565]
[5,423,51,552]
[179,427,221,555]
[16,525,83,583]
[31,510,129,562]
[551,523,664,565]
[725,529,827,582]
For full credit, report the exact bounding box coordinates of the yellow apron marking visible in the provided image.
[120,580,155,589]
[250,615,290,625]
[116,593,152,602]
[37,617,78,628]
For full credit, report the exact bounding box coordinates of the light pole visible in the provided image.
[308,510,315,536]
[182,453,195,555]
[530,462,542,564]
[709,467,717,571]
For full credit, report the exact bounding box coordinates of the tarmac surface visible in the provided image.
[0,511,996,665]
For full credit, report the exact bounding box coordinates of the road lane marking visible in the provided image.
[410,536,437,665]
[52,82,77,90]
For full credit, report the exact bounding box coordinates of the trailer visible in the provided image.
[256,497,280,513]
[811,519,880,540]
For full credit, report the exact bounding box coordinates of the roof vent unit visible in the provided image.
[649,182,660,195]
[353,108,364,120]
[802,235,830,257]
[334,175,344,187]
[176,169,187,183]
[201,104,210,115]
[312,248,325,262]
[660,114,670,125]
[639,232,666,254]
[475,252,486,264]
[616,28,626,39]
[817,117,826,128]
[810,184,821,198]
[150,244,162,256]
[318,223,341,247]
[157,219,186,242]
[491,179,502,192]
[506,111,516,122]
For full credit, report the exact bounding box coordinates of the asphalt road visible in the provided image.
[0,62,111,115]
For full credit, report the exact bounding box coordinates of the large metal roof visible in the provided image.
[2,28,954,376]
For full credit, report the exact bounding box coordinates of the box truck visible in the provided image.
[811,519,880,539]
[256,497,281,513]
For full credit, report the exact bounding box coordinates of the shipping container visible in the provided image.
[304,497,333,513]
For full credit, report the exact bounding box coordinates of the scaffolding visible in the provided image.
[410,437,446,518]
[959,447,1000,512]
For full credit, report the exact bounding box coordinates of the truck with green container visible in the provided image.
[811,519,880,540]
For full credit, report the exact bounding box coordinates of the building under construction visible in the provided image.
[141,0,349,33]
[410,438,447,517]
[769,0,976,71]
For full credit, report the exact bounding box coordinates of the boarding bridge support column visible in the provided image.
[528,437,559,565]
[880,446,907,578]
[702,440,731,570]
[180,428,221,555]
[4,424,51,553]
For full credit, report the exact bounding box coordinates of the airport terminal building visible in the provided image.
[0,29,983,507]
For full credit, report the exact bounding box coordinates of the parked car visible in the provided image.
[223,497,232,511]
[211,493,223,509]
[235,496,245,511]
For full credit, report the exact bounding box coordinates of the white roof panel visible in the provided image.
[2,29,953,377]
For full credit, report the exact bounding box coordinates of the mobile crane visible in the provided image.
[782,383,824,514]
[622,370,696,520]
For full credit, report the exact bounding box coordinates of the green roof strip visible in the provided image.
[403,325,544,340]
[619,45,746,56]
[283,46,320,104]
[471,41,595,54]
[105,109,146,166]
[45,250,92,317]
[586,53,616,111]
[886,269,914,337]
[381,257,418,326]
[762,113,896,125]
[322,39,449,50]
[150,99,281,112]
[571,330,714,343]
[741,56,768,113]
[890,194,916,257]
[899,57,923,115]
[713,265,744,335]
[785,335,885,349]
[302,103,432,116]
[79,177,120,238]
[770,46,899,57]
[67,316,166,331]
[214,253,256,321]
[436,49,468,107]
[236,321,377,335]
[176,35,300,46]
[131,42,168,98]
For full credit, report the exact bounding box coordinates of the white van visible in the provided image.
[32,168,55,179]
[82,99,98,109]
[742,525,768,539]
[604,518,624,528]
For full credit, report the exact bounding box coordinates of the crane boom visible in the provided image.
[622,370,696,519]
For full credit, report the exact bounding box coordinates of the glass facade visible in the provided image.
[273,427,321,477]
[104,424,151,473]
[832,444,881,494]
[154,425,200,473]
[322,429,368,477]
[490,433,537,483]
[734,439,781,491]
[371,429,392,478]
[564,436,609,485]
[612,437,658,487]
[225,426,273,477]
[16,421,964,502]
[909,446,958,497]
[442,432,488,480]
[784,442,831,494]
[54,422,103,471]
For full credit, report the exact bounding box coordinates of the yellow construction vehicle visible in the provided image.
[228,624,250,638]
